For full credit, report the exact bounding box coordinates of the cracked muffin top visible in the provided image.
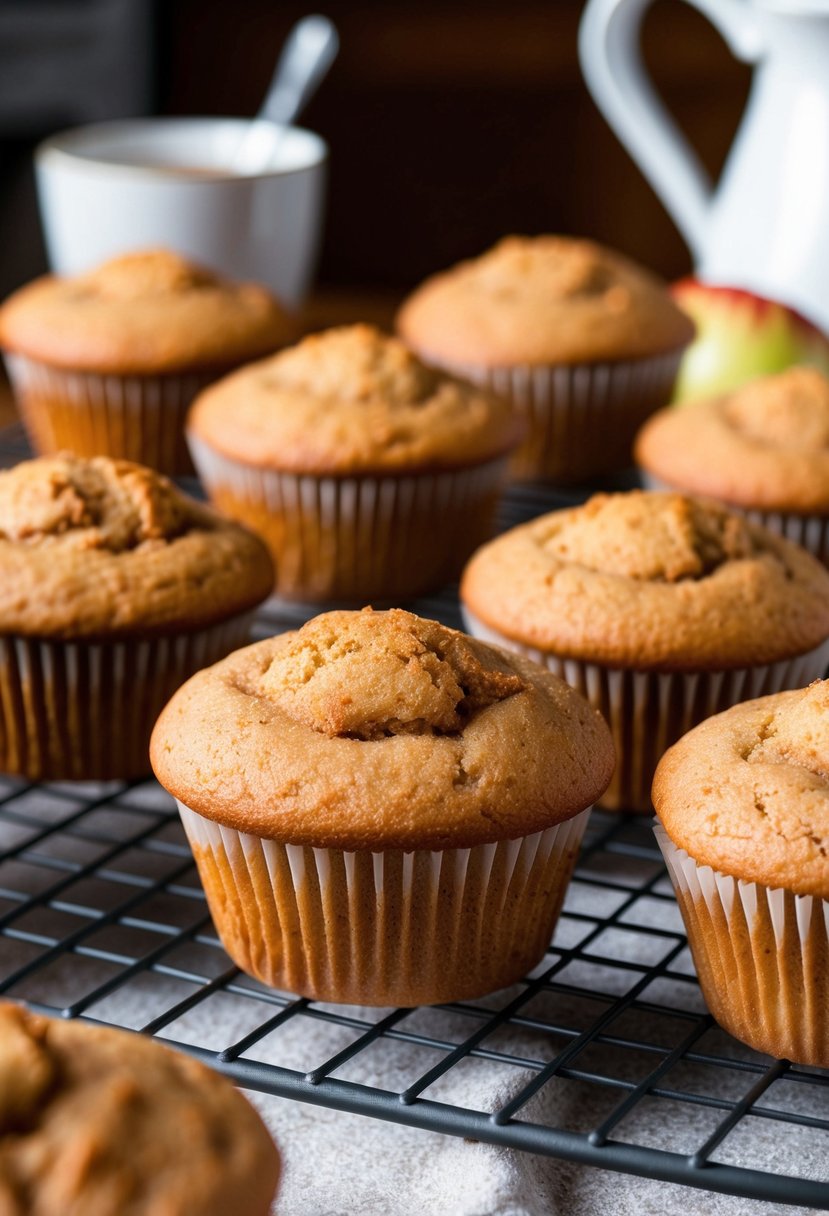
[653,681,829,897]
[460,491,829,670]
[0,1002,279,1216]
[0,249,293,374]
[186,323,522,472]
[636,367,829,513]
[396,235,694,367]
[150,607,614,848]
[0,454,273,638]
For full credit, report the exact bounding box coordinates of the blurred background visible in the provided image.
[0,0,750,301]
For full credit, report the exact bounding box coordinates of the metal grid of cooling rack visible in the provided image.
[1,424,828,1209]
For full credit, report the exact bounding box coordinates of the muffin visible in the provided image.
[0,249,292,475]
[653,681,829,1066]
[396,235,694,483]
[0,452,272,780]
[0,1001,279,1214]
[150,607,614,1005]
[187,324,521,604]
[461,490,829,812]
[636,366,829,565]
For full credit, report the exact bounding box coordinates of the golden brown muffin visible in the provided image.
[187,324,522,602]
[0,453,273,639]
[0,453,273,780]
[655,682,829,895]
[151,607,614,1004]
[636,367,829,565]
[653,681,829,1066]
[0,248,292,374]
[397,235,694,367]
[461,491,829,810]
[188,322,520,473]
[397,236,694,482]
[0,249,293,474]
[0,1001,279,1216]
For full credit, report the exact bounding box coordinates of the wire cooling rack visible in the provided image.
[1,424,828,1209]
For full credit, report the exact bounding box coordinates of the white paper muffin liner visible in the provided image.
[655,824,829,1066]
[462,608,829,813]
[176,801,590,1006]
[641,472,829,568]
[0,614,254,781]
[4,352,219,475]
[742,509,829,567]
[432,349,683,483]
[188,432,510,603]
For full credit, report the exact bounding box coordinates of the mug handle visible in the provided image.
[578,0,765,262]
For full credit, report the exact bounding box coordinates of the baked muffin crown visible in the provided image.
[725,366,829,448]
[84,248,218,299]
[636,367,829,512]
[0,454,273,639]
[396,234,694,366]
[0,248,293,374]
[471,235,619,298]
[540,491,757,582]
[461,490,829,670]
[151,607,614,849]
[654,681,829,897]
[0,455,188,551]
[260,322,442,403]
[187,324,521,473]
[0,1002,279,1216]
[261,608,525,739]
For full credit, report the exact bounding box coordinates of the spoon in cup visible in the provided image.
[231,14,339,175]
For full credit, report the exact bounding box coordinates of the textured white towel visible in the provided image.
[2,826,823,1216]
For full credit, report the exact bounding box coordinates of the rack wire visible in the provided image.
[1,424,827,1209]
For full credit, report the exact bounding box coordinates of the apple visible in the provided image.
[670,279,829,404]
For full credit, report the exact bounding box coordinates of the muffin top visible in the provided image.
[187,323,521,473]
[0,1002,279,1216]
[461,491,829,671]
[0,249,293,374]
[636,367,829,514]
[151,607,614,849]
[654,681,829,897]
[396,235,695,367]
[0,454,273,639]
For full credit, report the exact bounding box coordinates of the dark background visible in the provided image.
[0,0,751,299]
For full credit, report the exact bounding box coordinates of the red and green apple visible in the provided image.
[670,279,829,404]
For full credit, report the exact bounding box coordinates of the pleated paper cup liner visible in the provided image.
[462,608,829,813]
[639,472,829,569]
[188,433,510,604]
[177,801,591,1006]
[434,349,684,484]
[0,614,254,781]
[655,824,829,1066]
[3,352,222,476]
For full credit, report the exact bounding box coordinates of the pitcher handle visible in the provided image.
[578,0,765,262]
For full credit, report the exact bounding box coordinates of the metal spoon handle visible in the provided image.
[259,14,339,128]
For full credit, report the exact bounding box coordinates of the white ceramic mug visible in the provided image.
[35,117,328,309]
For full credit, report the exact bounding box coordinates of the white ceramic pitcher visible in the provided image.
[579,0,829,331]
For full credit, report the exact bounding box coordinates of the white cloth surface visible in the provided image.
[3,882,825,1216]
[1,784,823,1216]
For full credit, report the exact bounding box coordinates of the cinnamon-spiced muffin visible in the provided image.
[151,607,614,1005]
[0,452,272,779]
[461,490,829,811]
[0,1001,279,1215]
[397,235,693,482]
[187,324,521,603]
[636,366,829,564]
[654,680,829,1066]
[0,249,292,474]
